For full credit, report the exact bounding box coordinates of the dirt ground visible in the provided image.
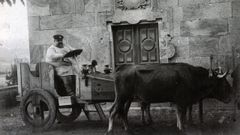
[1,104,240,135]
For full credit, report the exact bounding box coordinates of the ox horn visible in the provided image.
[217,70,229,78]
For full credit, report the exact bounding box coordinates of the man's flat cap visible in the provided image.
[53,34,64,41]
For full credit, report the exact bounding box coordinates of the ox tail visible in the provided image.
[109,96,128,119]
[111,65,138,119]
[110,79,127,119]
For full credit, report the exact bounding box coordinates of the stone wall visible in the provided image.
[171,0,236,70]
[27,0,239,71]
[27,0,113,71]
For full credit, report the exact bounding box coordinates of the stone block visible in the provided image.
[229,33,240,48]
[232,1,240,17]
[173,7,183,36]
[30,45,49,64]
[28,16,40,31]
[201,2,231,19]
[98,0,113,12]
[183,2,231,20]
[40,14,72,30]
[181,18,228,37]
[84,0,98,13]
[229,18,240,47]
[171,57,191,63]
[167,7,174,33]
[219,35,232,54]
[232,45,240,67]
[156,0,178,8]
[189,56,210,68]
[179,0,210,7]
[152,0,160,12]
[75,0,85,14]
[182,4,202,20]
[72,13,95,28]
[172,37,189,46]
[210,0,233,3]
[49,0,75,15]
[29,30,56,45]
[96,12,113,27]
[189,37,218,57]
[229,18,240,34]
[27,0,50,16]
[179,0,194,6]
[175,45,189,58]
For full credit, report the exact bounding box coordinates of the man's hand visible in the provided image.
[61,57,72,66]
[61,61,72,66]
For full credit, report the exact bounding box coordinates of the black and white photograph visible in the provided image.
[0,0,240,134]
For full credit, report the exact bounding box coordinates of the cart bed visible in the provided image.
[80,73,115,102]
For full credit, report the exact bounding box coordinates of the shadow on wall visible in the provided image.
[0,86,18,109]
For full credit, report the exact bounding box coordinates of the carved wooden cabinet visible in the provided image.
[112,23,159,67]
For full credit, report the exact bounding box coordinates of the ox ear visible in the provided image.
[211,69,218,77]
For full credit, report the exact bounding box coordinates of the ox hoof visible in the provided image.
[105,130,114,135]
[179,131,187,135]
[147,120,153,125]
[233,118,237,122]
[125,129,135,135]
[187,119,193,125]
[142,120,153,126]
[188,119,193,122]
[177,128,187,135]
[145,121,153,126]
[177,125,187,133]
[142,121,147,126]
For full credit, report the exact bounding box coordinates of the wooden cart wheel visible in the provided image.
[20,90,57,131]
[57,104,82,123]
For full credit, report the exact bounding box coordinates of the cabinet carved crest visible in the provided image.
[116,0,151,10]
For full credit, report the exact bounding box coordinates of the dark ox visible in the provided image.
[107,63,233,133]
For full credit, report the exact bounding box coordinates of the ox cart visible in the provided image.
[16,49,240,131]
[16,62,115,130]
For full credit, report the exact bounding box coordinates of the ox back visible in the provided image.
[115,63,232,107]
[107,63,232,133]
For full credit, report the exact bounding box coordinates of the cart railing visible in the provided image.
[17,62,59,100]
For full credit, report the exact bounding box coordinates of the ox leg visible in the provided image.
[176,108,181,130]
[122,99,132,131]
[108,102,116,130]
[107,98,126,134]
[141,102,146,125]
[232,96,238,122]
[188,106,193,123]
[199,100,203,123]
[141,102,152,125]
[107,102,117,134]
[176,105,187,131]
[145,103,152,125]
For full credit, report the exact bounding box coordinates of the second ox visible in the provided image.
[107,63,233,133]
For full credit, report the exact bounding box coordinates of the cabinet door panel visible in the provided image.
[113,23,159,68]
[138,24,159,64]
[113,26,135,66]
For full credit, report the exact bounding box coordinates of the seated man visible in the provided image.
[46,34,77,96]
